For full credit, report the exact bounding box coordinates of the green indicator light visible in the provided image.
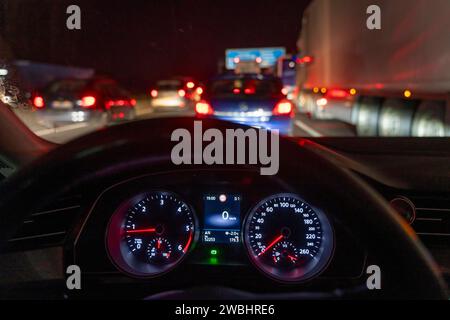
[210,249,218,255]
[208,257,218,265]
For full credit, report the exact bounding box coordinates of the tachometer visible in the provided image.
[244,194,333,283]
[106,191,197,277]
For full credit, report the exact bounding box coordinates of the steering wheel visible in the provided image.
[0,117,447,299]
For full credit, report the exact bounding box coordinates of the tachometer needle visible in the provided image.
[258,234,283,257]
[126,228,156,234]
[182,232,193,253]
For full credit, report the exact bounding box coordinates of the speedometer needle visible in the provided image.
[258,234,283,257]
[126,228,156,234]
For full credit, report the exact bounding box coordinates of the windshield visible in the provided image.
[1,0,450,304]
[0,0,449,143]
[208,78,283,98]
[47,80,88,94]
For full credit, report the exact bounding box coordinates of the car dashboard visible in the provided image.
[75,170,365,298]
[1,138,449,299]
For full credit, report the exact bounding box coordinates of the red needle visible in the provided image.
[157,239,161,249]
[288,255,297,262]
[258,234,283,257]
[182,232,193,253]
[126,228,156,234]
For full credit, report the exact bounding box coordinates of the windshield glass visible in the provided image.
[156,81,183,91]
[0,0,449,143]
[208,78,283,98]
[47,80,88,95]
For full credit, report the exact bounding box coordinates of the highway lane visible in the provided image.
[292,113,357,137]
[37,113,356,143]
[19,97,356,143]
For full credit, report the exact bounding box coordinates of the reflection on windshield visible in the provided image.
[0,0,449,143]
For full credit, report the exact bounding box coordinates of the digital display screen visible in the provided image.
[202,194,241,244]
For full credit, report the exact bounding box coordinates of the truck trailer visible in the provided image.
[296,0,450,137]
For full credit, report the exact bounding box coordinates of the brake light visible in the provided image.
[178,89,186,97]
[296,55,313,64]
[150,89,158,98]
[105,101,114,109]
[195,101,214,115]
[81,96,96,108]
[105,99,136,109]
[196,87,203,95]
[233,88,240,94]
[326,89,349,99]
[273,100,293,116]
[244,87,255,94]
[33,96,45,108]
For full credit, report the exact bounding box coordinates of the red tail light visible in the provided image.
[33,96,45,108]
[106,99,136,109]
[105,101,114,109]
[244,87,255,94]
[195,101,214,115]
[150,89,158,98]
[273,100,293,116]
[296,55,313,64]
[178,89,186,97]
[81,96,96,108]
[326,89,349,99]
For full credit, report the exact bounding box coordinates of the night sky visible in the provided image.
[2,0,310,91]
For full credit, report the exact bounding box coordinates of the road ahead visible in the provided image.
[15,98,356,144]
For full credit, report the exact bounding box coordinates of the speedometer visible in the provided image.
[244,194,334,283]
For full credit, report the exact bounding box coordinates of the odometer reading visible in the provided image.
[244,194,333,282]
[106,191,197,277]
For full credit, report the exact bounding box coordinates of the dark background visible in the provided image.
[0,0,309,90]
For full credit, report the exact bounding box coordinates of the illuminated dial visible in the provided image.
[271,241,299,266]
[244,194,334,282]
[147,237,172,262]
[107,191,197,277]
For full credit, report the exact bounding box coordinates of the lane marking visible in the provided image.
[294,120,323,137]
[34,122,90,136]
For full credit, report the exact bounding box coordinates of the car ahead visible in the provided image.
[150,78,200,111]
[195,74,294,135]
[32,77,136,126]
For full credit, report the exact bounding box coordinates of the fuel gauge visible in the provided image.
[271,241,299,266]
[147,237,172,263]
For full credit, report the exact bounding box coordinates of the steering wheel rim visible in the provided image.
[0,117,447,299]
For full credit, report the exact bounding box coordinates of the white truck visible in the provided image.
[296,0,450,137]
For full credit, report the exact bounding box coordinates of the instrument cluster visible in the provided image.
[73,170,365,289]
[105,187,334,283]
